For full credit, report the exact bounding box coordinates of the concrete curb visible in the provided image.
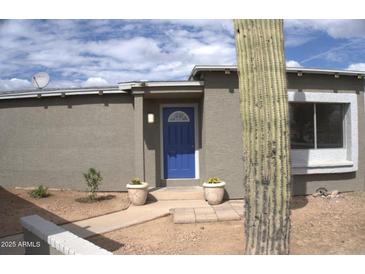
[21,215,112,255]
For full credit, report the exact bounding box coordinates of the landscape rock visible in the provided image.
[313,187,329,198]
[330,190,339,198]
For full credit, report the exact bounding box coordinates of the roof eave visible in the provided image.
[0,86,126,100]
[118,81,204,90]
[189,65,365,80]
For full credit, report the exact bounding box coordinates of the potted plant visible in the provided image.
[126,177,149,206]
[202,177,226,205]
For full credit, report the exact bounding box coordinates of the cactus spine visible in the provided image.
[234,19,291,255]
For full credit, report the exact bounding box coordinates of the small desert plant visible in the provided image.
[130,177,142,185]
[29,185,50,199]
[207,177,222,184]
[83,168,103,200]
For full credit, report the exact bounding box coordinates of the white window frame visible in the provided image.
[288,90,358,174]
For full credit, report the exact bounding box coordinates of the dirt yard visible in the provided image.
[0,187,130,238]
[89,192,365,255]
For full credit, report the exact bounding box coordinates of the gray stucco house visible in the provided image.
[1,65,364,198]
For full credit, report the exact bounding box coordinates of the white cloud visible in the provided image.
[286,60,302,67]
[0,20,236,91]
[284,19,365,51]
[285,35,315,47]
[346,63,365,71]
[0,78,32,91]
[284,19,365,66]
[311,20,365,39]
[82,77,109,87]
[2,19,363,92]
[285,20,365,39]
[162,19,234,35]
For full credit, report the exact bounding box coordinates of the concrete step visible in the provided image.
[150,186,204,201]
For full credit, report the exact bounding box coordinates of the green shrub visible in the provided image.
[207,177,222,184]
[29,185,50,199]
[130,177,142,185]
[83,168,103,200]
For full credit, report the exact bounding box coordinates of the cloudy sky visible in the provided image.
[0,19,364,91]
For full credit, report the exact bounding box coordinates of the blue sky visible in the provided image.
[0,19,364,91]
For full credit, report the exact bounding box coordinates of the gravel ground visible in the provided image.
[290,191,365,254]
[90,216,244,255]
[0,187,130,238]
[89,192,365,255]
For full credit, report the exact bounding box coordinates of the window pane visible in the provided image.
[316,104,344,148]
[289,103,315,149]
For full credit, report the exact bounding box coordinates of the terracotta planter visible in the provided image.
[126,182,149,206]
[202,181,226,205]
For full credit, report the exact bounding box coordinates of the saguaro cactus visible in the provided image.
[234,19,291,255]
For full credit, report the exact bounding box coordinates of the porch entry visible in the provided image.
[162,107,195,179]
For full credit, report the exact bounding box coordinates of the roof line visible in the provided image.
[0,81,205,100]
[0,86,125,100]
[0,85,119,95]
[118,80,204,90]
[189,65,365,79]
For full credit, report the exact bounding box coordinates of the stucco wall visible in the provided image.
[203,73,245,199]
[286,73,364,92]
[1,72,364,197]
[0,94,135,191]
[287,73,365,195]
[200,71,365,196]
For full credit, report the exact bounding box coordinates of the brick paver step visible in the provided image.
[171,201,244,224]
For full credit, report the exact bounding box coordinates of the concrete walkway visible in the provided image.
[63,199,209,237]
[0,199,209,255]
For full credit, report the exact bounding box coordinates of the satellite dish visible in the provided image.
[32,72,50,89]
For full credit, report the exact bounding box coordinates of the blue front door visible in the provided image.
[163,107,195,179]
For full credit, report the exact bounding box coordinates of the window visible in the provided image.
[168,111,190,122]
[316,104,344,148]
[288,91,358,175]
[290,103,314,149]
[289,103,344,149]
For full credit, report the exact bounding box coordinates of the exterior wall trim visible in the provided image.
[159,103,200,180]
[134,94,145,180]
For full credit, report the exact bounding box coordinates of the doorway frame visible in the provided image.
[159,103,199,180]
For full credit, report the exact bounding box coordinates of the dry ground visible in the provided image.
[89,192,365,255]
[0,187,130,238]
